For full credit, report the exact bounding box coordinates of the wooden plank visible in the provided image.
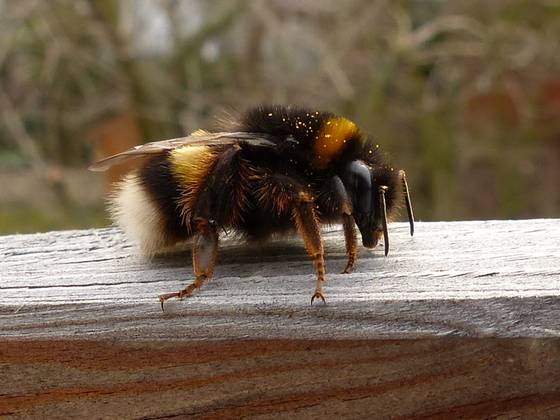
[1,219,560,339]
[1,220,560,418]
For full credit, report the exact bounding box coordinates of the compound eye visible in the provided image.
[342,160,372,215]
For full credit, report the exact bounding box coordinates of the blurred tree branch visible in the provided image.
[0,90,47,171]
[86,0,156,139]
[0,0,559,222]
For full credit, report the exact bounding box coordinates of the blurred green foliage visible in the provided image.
[0,206,107,234]
[1,0,559,234]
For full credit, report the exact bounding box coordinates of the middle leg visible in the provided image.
[292,192,326,304]
[256,174,326,304]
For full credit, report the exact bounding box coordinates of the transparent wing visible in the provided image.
[89,131,275,172]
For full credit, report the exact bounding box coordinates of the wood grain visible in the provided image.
[1,219,560,418]
[1,339,560,419]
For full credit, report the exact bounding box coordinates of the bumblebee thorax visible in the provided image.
[312,117,361,169]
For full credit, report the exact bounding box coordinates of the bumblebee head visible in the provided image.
[341,160,414,255]
[340,160,383,249]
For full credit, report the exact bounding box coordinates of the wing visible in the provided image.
[89,131,276,172]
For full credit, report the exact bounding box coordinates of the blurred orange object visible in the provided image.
[89,114,142,193]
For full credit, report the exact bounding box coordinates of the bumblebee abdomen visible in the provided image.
[109,172,180,256]
[169,145,218,225]
[110,152,202,255]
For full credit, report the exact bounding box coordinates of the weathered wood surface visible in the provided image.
[1,219,560,419]
[1,219,560,339]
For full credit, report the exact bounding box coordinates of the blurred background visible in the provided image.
[1,0,559,234]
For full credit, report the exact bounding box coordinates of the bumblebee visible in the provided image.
[90,105,414,307]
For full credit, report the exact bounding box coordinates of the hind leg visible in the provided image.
[159,219,218,309]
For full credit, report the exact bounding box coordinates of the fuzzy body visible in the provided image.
[112,105,401,255]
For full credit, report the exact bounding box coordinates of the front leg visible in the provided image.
[331,176,358,274]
